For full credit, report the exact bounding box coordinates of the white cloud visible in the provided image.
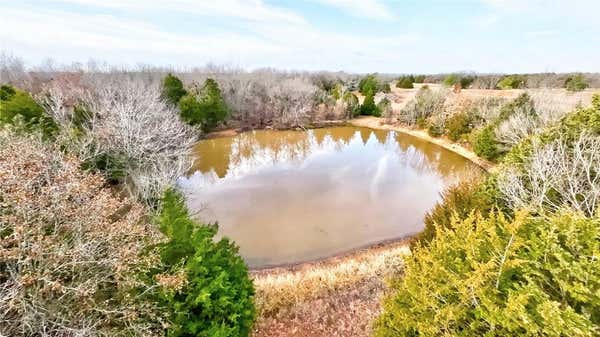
[315,0,396,20]
[0,7,286,65]
[0,3,417,71]
[49,0,307,24]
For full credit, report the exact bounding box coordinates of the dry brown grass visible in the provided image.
[251,242,409,336]
[252,241,408,311]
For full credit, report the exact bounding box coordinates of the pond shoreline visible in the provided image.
[204,116,494,275]
[211,117,492,336]
[349,116,496,173]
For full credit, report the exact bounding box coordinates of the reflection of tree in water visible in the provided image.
[184,126,480,188]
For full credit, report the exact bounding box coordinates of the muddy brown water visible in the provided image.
[180,126,482,268]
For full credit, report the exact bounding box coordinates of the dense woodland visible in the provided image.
[1,53,599,336]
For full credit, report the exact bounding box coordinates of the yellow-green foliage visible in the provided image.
[0,84,57,138]
[376,211,600,337]
[414,176,500,249]
[503,94,600,168]
[445,111,473,141]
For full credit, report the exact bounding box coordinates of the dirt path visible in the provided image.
[349,116,496,172]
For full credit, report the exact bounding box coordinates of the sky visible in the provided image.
[1,0,599,74]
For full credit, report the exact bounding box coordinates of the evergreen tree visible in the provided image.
[358,75,379,94]
[0,85,57,138]
[360,90,380,117]
[178,78,229,132]
[565,74,589,92]
[162,73,187,106]
[155,189,256,337]
[199,78,229,132]
[376,211,600,337]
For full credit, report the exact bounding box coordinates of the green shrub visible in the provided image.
[414,75,426,83]
[377,210,600,337]
[179,78,229,132]
[427,119,444,137]
[381,83,391,93]
[445,112,473,141]
[179,93,203,126]
[80,151,129,184]
[71,104,94,130]
[0,85,57,138]
[497,75,525,89]
[443,74,474,88]
[342,91,360,118]
[498,92,535,121]
[414,177,499,249]
[442,74,459,86]
[162,73,187,106]
[396,76,414,89]
[199,78,229,131]
[154,189,256,337]
[358,75,379,94]
[565,74,589,92]
[0,84,16,100]
[359,91,380,116]
[552,94,600,139]
[331,83,342,100]
[500,93,600,162]
[472,124,500,160]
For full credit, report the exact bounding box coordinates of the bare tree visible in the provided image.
[399,88,448,126]
[38,73,197,205]
[0,129,165,337]
[498,133,600,216]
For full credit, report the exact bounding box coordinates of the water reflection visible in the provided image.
[180,127,481,268]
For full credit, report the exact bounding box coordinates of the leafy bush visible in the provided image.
[498,97,600,216]
[358,75,379,94]
[472,124,500,160]
[377,210,600,337]
[342,91,360,118]
[442,74,474,88]
[497,75,525,89]
[153,189,256,337]
[179,93,203,125]
[549,94,600,141]
[162,73,187,105]
[180,78,229,132]
[80,151,130,184]
[445,111,473,141]
[414,177,499,248]
[414,75,426,83]
[565,74,589,92]
[498,93,535,121]
[0,129,163,337]
[381,82,391,93]
[359,90,380,116]
[0,84,16,100]
[0,85,57,138]
[396,76,414,89]
[331,83,343,100]
[426,115,444,137]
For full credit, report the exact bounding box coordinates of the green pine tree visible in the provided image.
[155,189,256,337]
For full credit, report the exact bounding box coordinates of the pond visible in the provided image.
[179,126,482,268]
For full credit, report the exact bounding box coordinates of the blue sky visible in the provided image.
[1,0,599,73]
